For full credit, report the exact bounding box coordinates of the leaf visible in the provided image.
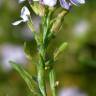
[37,57,47,96]
[12,20,23,26]
[10,61,40,95]
[49,69,56,96]
[54,42,68,60]
[51,10,68,33]
[79,58,96,67]
[24,40,37,60]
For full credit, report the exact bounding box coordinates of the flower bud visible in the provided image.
[51,10,68,33]
[30,3,45,16]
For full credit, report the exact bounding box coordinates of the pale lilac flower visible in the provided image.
[40,0,57,7]
[1,44,27,71]
[19,0,25,3]
[12,6,30,25]
[19,0,57,7]
[59,87,88,96]
[19,0,39,3]
[19,0,85,9]
[73,20,90,37]
[60,0,71,10]
[60,0,85,10]
[70,0,85,6]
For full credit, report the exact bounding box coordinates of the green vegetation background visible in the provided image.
[0,0,96,96]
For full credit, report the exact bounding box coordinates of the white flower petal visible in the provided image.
[79,0,85,4]
[33,0,39,1]
[43,0,57,7]
[70,0,85,6]
[12,6,30,26]
[19,0,25,3]
[12,20,23,25]
[20,6,30,21]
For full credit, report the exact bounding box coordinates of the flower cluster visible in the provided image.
[19,0,85,10]
[12,6,30,25]
[60,0,85,9]
[13,0,85,25]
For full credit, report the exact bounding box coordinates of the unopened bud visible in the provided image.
[54,42,68,60]
[45,66,50,70]
[30,3,45,16]
[55,81,59,87]
[45,67,48,70]
[38,4,45,16]
[51,10,68,33]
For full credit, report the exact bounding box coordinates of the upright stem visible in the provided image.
[37,46,47,96]
[37,8,57,96]
[49,68,56,96]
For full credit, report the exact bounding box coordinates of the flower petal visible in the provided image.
[70,0,85,6]
[19,0,25,3]
[60,0,71,10]
[12,20,23,26]
[42,0,57,7]
[33,0,39,1]
[78,0,85,4]
[20,6,30,22]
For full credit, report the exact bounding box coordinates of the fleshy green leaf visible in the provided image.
[51,10,68,33]
[37,57,47,96]
[24,41,37,60]
[54,42,68,60]
[49,69,56,96]
[10,61,40,95]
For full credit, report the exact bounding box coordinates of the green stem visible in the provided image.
[27,16,39,45]
[37,10,52,96]
[49,69,56,96]
[37,56,47,96]
[37,45,47,96]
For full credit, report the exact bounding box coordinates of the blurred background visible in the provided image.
[0,0,96,96]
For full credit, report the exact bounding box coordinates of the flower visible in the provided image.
[60,0,85,10]
[59,87,88,96]
[18,0,85,11]
[12,6,30,25]
[60,0,71,10]
[70,0,85,6]
[19,0,39,3]
[19,0,25,3]
[1,44,27,71]
[20,0,57,7]
[40,0,57,7]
